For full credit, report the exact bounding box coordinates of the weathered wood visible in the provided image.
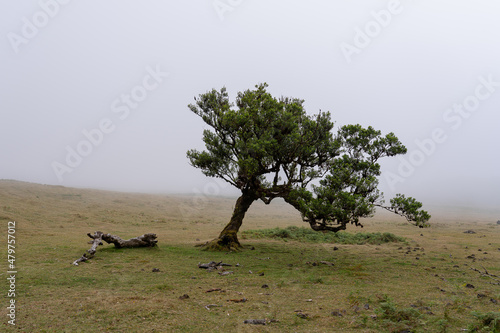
[470,265,500,285]
[72,231,157,265]
[72,231,105,266]
[100,232,158,248]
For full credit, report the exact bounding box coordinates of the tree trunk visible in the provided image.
[202,191,257,251]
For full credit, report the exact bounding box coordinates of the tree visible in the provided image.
[187,83,430,251]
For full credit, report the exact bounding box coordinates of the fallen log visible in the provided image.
[72,231,157,266]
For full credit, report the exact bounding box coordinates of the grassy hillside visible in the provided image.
[1,180,499,332]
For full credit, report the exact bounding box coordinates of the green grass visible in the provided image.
[242,226,406,245]
[1,180,500,332]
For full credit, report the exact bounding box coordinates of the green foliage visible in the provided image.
[188,83,430,235]
[375,299,423,331]
[469,311,500,332]
[388,194,431,227]
[242,226,405,245]
[187,83,335,187]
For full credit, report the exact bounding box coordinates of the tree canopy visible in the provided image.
[187,83,430,250]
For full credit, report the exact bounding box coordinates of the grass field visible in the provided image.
[1,179,499,332]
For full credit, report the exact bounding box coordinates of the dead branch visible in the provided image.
[72,231,157,266]
[470,266,500,285]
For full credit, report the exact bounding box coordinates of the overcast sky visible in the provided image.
[1,1,499,210]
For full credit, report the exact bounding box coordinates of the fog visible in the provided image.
[1,1,499,210]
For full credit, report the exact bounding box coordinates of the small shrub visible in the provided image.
[375,300,422,331]
[377,301,421,323]
[469,311,500,332]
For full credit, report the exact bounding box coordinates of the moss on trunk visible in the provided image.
[201,230,242,251]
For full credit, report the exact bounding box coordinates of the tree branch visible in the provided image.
[72,231,157,265]
[470,266,500,285]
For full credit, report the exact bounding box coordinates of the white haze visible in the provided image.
[1,1,499,212]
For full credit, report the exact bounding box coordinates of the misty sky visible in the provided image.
[1,1,499,210]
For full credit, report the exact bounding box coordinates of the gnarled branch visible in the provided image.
[72,231,157,266]
[470,266,500,285]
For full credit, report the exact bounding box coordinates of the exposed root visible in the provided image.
[197,234,243,252]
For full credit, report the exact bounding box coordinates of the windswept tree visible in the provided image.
[187,83,430,251]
